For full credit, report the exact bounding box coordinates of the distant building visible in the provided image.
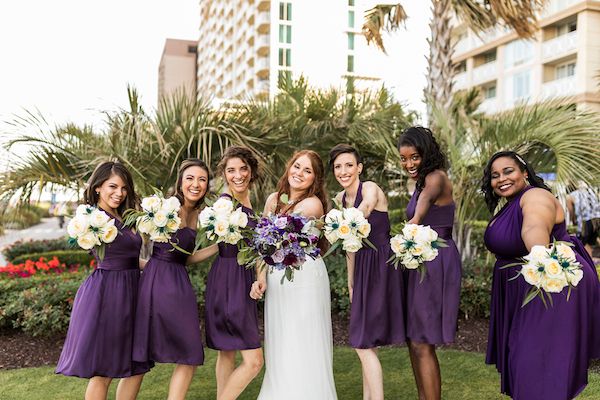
[451,0,600,114]
[158,38,198,104]
[196,0,391,101]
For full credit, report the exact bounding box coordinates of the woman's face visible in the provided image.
[181,166,209,205]
[96,173,127,211]
[399,145,421,180]
[332,152,362,189]
[288,155,316,192]
[224,157,251,195]
[490,156,528,199]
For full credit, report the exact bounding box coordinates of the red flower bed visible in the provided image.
[0,256,86,278]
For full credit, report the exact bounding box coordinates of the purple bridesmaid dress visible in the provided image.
[404,189,462,344]
[204,193,260,351]
[484,186,600,399]
[56,216,153,378]
[133,227,204,365]
[345,182,406,348]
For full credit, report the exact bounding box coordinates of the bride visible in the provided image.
[250,150,338,400]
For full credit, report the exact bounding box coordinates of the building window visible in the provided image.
[455,61,467,73]
[347,32,355,50]
[347,55,354,72]
[483,51,496,64]
[278,48,291,67]
[556,62,576,79]
[348,0,355,6]
[504,39,533,68]
[484,85,497,99]
[348,10,355,28]
[279,2,292,21]
[278,70,292,87]
[512,70,530,99]
[557,20,577,36]
[279,25,292,43]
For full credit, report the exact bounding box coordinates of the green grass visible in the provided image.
[1,348,599,399]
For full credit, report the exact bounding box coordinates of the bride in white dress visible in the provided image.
[250,150,337,400]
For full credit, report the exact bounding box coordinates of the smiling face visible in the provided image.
[490,156,528,199]
[224,157,251,196]
[181,166,209,206]
[333,152,362,189]
[96,173,127,211]
[288,154,316,192]
[399,145,422,180]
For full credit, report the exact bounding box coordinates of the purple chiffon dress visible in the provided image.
[205,194,260,350]
[133,227,204,365]
[404,189,462,344]
[345,182,406,348]
[484,186,600,399]
[56,217,153,378]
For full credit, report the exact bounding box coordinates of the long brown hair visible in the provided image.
[84,161,138,216]
[275,150,328,215]
[174,158,211,209]
[217,146,261,184]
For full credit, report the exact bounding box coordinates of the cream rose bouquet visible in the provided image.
[504,241,583,307]
[123,195,182,243]
[67,204,118,260]
[198,197,249,245]
[388,223,447,282]
[322,207,375,257]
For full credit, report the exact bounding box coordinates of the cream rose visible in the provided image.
[164,196,181,213]
[525,245,549,263]
[212,198,234,215]
[390,235,405,255]
[101,223,118,243]
[522,264,543,288]
[77,232,99,250]
[337,222,352,239]
[556,243,576,262]
[137,218,154,235]
[325,209,343,224]
[166,216,181,232]
[542,276,568,293]
[229,208,248,228]
[357,222,371,238]
[142,195,162,212]
[67,216,89,237]
[402,224,419,240]
[543,258,562,278]
[342,236,362,253]
[152,211,168,227]
[213,218,229,237]
[89,209,110,228]
[566,268,584,286]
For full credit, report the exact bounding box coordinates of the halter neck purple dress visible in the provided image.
[484,186,600,399]
[133,227,204,365]
[344,182,405,348]
[204,193,260,350]
[405,189,462,344]
[56,215,153,378]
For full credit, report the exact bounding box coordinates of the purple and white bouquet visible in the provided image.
[238,213,321,283]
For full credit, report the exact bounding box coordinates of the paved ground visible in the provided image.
[0,218,67,265]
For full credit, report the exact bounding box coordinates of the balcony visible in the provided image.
[472,61,497,84]
[541,76,577,98]
[255,56,270,79]
[541,0,580,18]
[478,98,499,114]
[258,0,270,12]
[257,11,270,34]
[453,71,468,90]
[257,34,270,56]
[542,31,577,60]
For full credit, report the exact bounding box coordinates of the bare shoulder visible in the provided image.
[521,187,555,206]
[425,170,447,185]
[263,192,278,214]
[295,196,324,218]
[362,180,383,194]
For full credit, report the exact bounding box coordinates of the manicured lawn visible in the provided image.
[1,348,599,399]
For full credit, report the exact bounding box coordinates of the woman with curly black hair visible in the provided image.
[397,126,462,400]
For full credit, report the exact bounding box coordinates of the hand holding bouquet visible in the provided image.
[322,207,375,256]
[67,205,118,260]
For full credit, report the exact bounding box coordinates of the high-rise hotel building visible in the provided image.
[196,0,389,100]
[452,0,600,114]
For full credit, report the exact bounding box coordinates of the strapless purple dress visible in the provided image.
[205,194,260,350]
[345,182,405,348]
[405,189,462,344]
[56,217,153,378]
[133,227,204,365]
[484,186,600,399]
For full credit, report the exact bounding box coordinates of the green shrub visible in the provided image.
[459,254,493,320]
[11,250,93,267]
[2,237,71,262]
[188,260,211,308]
[328,254,351,316]
[0,207,45,229]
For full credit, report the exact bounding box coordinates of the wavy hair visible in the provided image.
[398,126,447,191]
[216,145,261,184]
[84,161,138,216]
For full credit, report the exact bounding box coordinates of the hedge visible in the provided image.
[11,250,93,267]
[2,237,71,262]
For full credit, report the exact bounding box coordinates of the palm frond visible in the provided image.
[362,3,408,53]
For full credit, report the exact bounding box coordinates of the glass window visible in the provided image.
[513,70,530,99]
[347,55,354,72]
[504,39,533,68]
[484,51,496,64]
[279,25,291,43]
[278,48,291,67]
[348,0,355,6]
[348,10,355,27]
[484,85,497,99]
[348,32,355,50]
[279,2,292,21]
[556,62,576,79]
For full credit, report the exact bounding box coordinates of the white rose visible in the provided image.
[390,235,406,256]
[421,246,438,262]
[543,258,562,278]
[521,263,543,288]
[402,255,420,270]
[89,209,111,228]
[229,208,248,228]
[357,222,371,238]
[343,207,364,222]
[415,226,438,243]
[337,222,352,239]
[101,222,118,243]
[163,196,181,213]
[67,216,89,237]
[542,275,568,293]
[166,216,180,232]
[150,229,169,243]
[410,242,425,257]
[199,207,216,227]
[212,198,234,215]
[342,236,363,253]
[141,195,162,212]
[137,217,154,235]
[213,218,229,237]
[325,209,343,224]
[556,243,576,262]
[224,231,243,245]
[325,230,339,244]
[525,245,549,263]
[566,268,584,286]
[77,232,99,250]
[402,224,419,240]
[76,204,94,216]
[152,211,168,227]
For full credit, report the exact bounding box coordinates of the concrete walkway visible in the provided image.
[0,218,67,265]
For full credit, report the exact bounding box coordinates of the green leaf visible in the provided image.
[322,241,341,259]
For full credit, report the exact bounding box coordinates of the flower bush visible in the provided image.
[2,237,71,262]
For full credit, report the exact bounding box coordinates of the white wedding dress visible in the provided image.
[257,256,338,400]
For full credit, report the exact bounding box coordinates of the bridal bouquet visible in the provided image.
[504,241,583,307]
[322,207,374,256]
[239,213,321,283]
[198,197,248,245]
[67,204,118,260]
[388,223,447,282]
[123,195,181,242]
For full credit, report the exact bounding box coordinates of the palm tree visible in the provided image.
[363,1,546,122]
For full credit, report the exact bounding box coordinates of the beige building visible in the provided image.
[452,0,600,114]
[158,39,198,104]
[196,0,390,101]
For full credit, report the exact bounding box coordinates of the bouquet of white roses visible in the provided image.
[67,204,118,260]
[123,195,181,243]
[388,223,447,282]
[198,197,249,245]
[322,207,374,256]
[505,241,583,307]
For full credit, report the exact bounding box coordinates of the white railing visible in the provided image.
[255,56,269,72]
[542,31,577,59]
[472,61,497,84]
[478,98,499,114]
[541,0,580,18]
[453,71,468,90]
[257,34,269,49]
[541,76,577,98]
[453,27,507,56]
[257,11,270,27]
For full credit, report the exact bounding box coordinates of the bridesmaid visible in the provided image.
[204,146,263,400]
[56,161,152,400]
[132,158,214,400]
[482,151,600,400]
[328,144,405,400]
[398,126,462,400]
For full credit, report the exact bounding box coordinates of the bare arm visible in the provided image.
[566,195,575,225]
[521,188,556,251]
[186,244,218,265]
[357,181,385,218]
[293,197,324,219]
[139,258,148,270]
[408,171,445,224]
